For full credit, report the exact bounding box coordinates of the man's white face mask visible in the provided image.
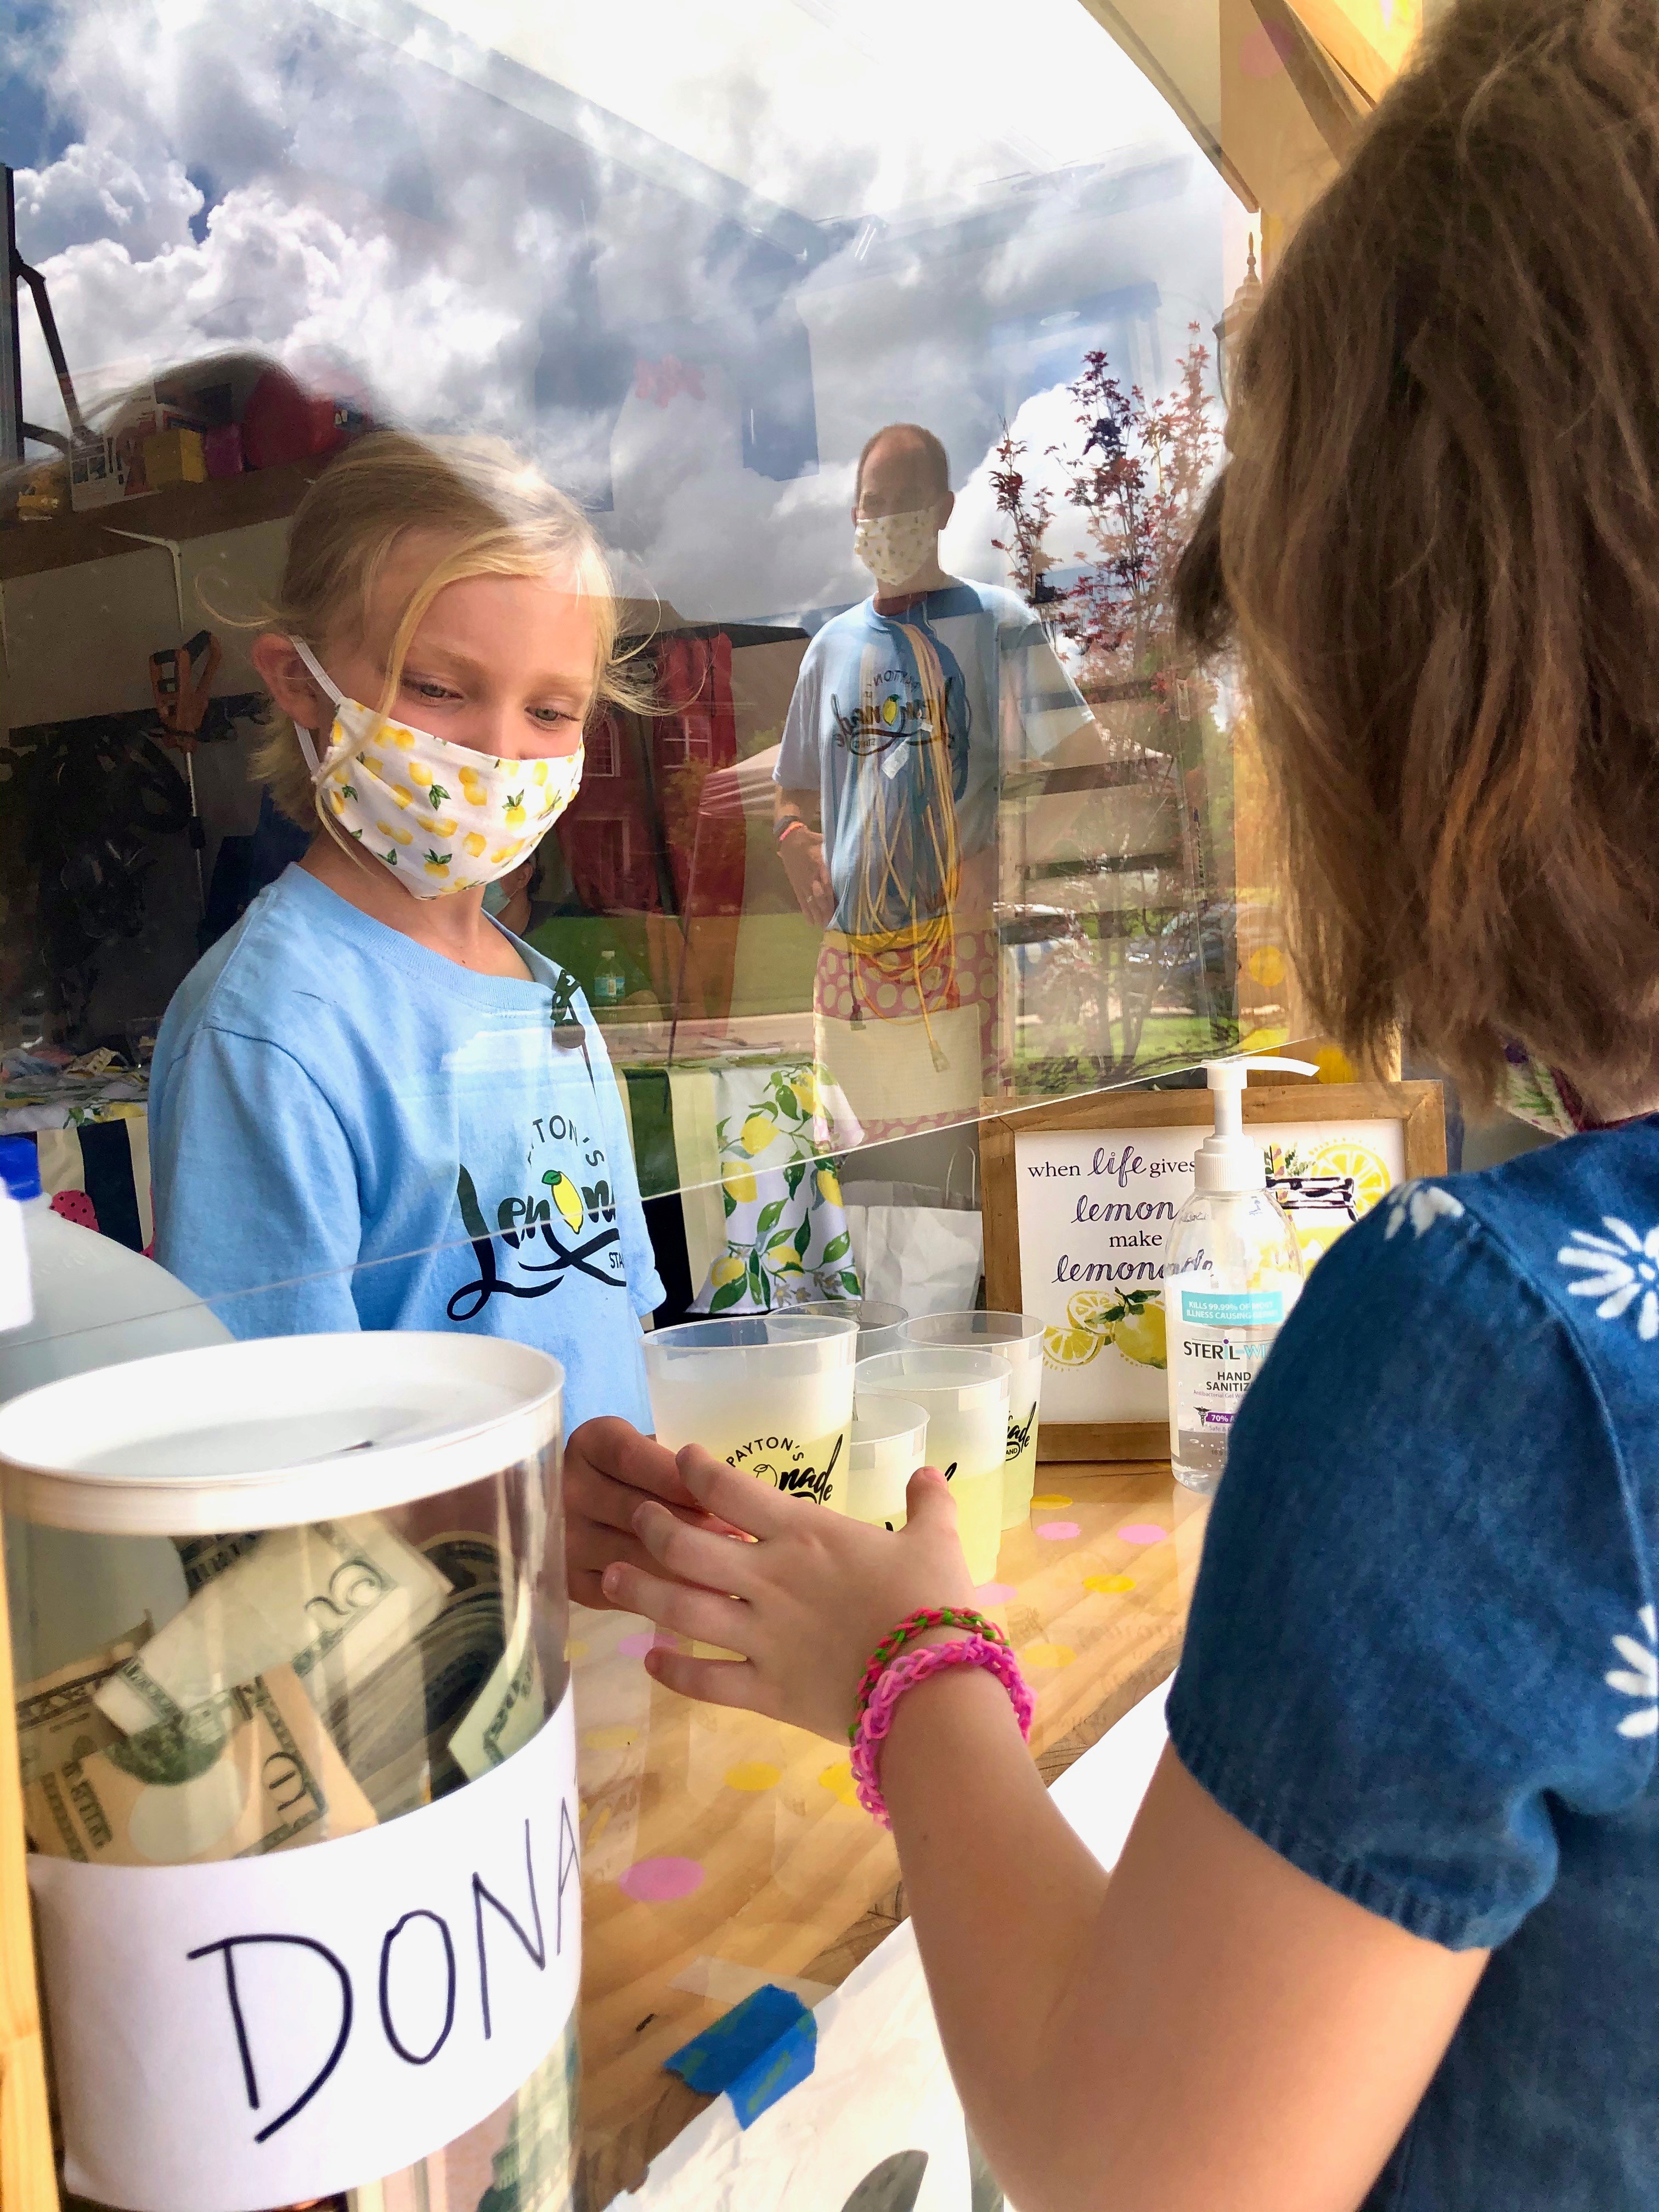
[854,507,941,590]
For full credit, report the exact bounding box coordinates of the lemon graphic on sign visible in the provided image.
[1247,945,1286,988]
[723,1159,757,1205]
[1110,1293,1166,1369]
[741,1111,777,1158]
[1308,1139,1390,1214]
[1043,1323,1098,1368]
[543,1170,584,1234]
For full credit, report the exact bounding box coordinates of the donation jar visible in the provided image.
[0,1330,578,2212]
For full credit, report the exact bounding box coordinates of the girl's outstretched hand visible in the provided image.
[600,1448,978,1743]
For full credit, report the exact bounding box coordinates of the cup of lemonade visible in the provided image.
[642,1313,858,1509]
[901,1311,1045,1527]
[854,1347,1011,1584]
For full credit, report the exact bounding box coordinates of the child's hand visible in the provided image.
[600,1446,978,1743]
[564,1417,723,1610]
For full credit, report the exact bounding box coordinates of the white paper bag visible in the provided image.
[843,1198,983,1318]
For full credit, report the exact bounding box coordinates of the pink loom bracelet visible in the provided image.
[850,1634,1035,1827]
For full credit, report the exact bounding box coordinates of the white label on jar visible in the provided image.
[1166,1284,1292,1442]
[29,1683,579,2212]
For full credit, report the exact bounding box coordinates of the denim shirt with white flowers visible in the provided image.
[1167,1125,1658,2212]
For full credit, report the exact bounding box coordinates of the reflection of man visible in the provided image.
[774,421,1094,1130]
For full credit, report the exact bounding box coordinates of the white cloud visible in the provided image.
[7,0,1224,625]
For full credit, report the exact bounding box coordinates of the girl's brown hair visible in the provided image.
[1178,0,1659,1108]
[252,430,648,826]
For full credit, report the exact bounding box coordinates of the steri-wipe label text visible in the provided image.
[1165,1284,1293,1439]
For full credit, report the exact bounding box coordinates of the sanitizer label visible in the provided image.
[1166,1283,1293,1443]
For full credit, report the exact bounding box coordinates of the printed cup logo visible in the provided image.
[1005,1404,1036,1463]
[730,1430,844,1507]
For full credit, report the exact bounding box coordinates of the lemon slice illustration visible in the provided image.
[1043,1323,1101,1369]
[1307,1140,1391,1213]
[1065,1289,1121,1331]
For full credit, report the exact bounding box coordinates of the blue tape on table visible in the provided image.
[665,1983,817,2126]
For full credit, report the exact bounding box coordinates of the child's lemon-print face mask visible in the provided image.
[289,637,584,900]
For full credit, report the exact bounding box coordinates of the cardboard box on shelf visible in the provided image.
[141,426,207,489]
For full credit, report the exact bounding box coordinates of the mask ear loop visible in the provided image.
[284,635,383,872]
[286,636,356,783]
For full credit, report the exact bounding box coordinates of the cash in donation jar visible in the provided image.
[1162,1057,1314,1496]
[0,1331,581,2212]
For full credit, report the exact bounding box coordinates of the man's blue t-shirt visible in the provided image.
[149,866,663,1435]
[1168,1130,1658,2209]
[774,581,1086,932]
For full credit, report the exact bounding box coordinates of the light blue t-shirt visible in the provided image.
[774,581,1087,932]
[149,866,663,1435]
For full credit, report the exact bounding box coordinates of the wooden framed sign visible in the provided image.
[980,1080,1447,1463]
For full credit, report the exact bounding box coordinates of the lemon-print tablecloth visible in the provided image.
[681,1062,865,1315]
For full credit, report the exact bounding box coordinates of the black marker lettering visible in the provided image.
[473,1819,545,2039]
[187,1933,352,2142]
[379,1910,456,2067]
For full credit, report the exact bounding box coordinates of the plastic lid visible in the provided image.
[0,1135,42,1202]
[0,1331,563,1535]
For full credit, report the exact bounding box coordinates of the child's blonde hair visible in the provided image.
[252,430,648,826]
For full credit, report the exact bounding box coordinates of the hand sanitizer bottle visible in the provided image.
[1163,1056,1316,1494]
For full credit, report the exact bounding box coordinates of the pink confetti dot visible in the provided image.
[1037,1521,1081,1541]
[618,1630,664,1658]
[975,1582,1017,1603]
[1117,1522,1168,1546]
[618,1855,704,1903]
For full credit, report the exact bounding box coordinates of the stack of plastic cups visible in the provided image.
[0,1331,580,2212]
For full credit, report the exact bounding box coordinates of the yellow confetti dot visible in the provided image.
[1030,1494,1073,1510]
[1021,1643,1074,1669]
[818,1759,858,1805]
[565,1639,590,1661]
[1085,1575,1136,1595]
[724,1761,781,1793]
[582,1723,639,1751]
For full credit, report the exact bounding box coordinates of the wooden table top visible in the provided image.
[572,1461,1207,2205]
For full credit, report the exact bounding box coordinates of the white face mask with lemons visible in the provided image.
[289,637,584,900]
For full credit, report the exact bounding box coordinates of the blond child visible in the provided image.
[151,431,700,1594]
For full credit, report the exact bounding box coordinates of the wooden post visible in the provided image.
[0,1557,57,2212]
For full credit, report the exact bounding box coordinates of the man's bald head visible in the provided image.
[854,423,951,518]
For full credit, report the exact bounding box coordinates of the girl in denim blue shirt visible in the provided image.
[602,5,1659,2207]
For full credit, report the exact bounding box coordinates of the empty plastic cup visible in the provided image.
[643,1313,859,1511]
[790,1298,908,1359]
[902,1312,1046,1527]
[848,1394,929,1531]
[855,1347,1011,1583]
